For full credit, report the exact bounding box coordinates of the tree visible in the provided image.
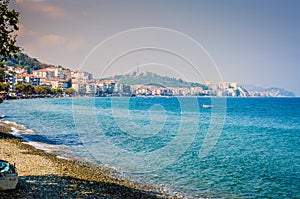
[34,85,53,95]
[52,88,63,95]
[14,82,24,93]
[0,62,4,82]
[34,86,44,94]
[41,86,52,94]
[0,82,9,92]
[0,0,20,60]
[65,88,75,95]
[24,84,34,95]
[15,83,34,95]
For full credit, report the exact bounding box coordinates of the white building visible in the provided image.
[49,78,64,89]
[5,73,15,92]
[72,82,87,94]
[33,68,55,79]
[71,70,93,82]
[54,68,64,79]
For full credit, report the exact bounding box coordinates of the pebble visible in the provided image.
[0,122,176,198]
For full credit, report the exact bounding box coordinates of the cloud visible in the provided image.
[35,34,84,52]
[16,24,37,38]
[66,38,85,51]
[16,0,70,20]
[37,34,66,49]
[35,4,70,19]
[82,10,88,17]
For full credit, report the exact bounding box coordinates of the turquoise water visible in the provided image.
[1,97,299,198]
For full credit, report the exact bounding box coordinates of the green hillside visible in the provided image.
[113,72,207,88]
[1,53,55,73]
[2,53,207,89]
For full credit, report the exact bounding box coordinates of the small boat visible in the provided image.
[202,104,213,109]
[0,160,18,190]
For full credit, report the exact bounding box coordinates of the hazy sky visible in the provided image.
[10,0,300,95]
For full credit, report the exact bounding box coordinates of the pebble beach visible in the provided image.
[0,121,173,198]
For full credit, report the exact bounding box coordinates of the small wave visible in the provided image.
[55,156,72,160]
[2,120,75,160]
[22,141,67,153]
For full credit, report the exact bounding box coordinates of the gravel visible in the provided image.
[0,122,176,199]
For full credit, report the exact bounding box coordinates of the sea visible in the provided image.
[1,97,299,198]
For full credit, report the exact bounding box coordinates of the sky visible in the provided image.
[9,0,300,95]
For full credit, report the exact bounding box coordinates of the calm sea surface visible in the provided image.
[1,97,299,198]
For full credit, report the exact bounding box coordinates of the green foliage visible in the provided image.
[1,53,56,73]
[14,83,34,95]
[114,72,206,88]
[8,70,16,75]
[0,82,9,92]
[33,86,44,94]
[2,52,72,74]
[0,0,20,60]
[51,88,63,95]
[41,86,52,94]
[35,86,52,94]
[34,86,53,95]
[65,88,75,95]
[0,62,4,82]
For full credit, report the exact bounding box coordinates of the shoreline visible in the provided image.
[1,93,298,102]
[0,121,177,198]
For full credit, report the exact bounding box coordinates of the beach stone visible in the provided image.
[0,121,175,199]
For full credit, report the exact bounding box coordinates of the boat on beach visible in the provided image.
[0,160,18,190]
[202,104,213,109]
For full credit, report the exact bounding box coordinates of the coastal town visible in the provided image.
[0,64,293,98]
[1,1,299,198]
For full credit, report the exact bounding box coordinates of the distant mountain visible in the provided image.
[242,84,295,97]
[113,72,208,89]
[1,53,56,73]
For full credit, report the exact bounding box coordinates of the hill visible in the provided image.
[0,53,56,73]
[242,84,295,97]
[113,72,207,88]
[1,53,295,96]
